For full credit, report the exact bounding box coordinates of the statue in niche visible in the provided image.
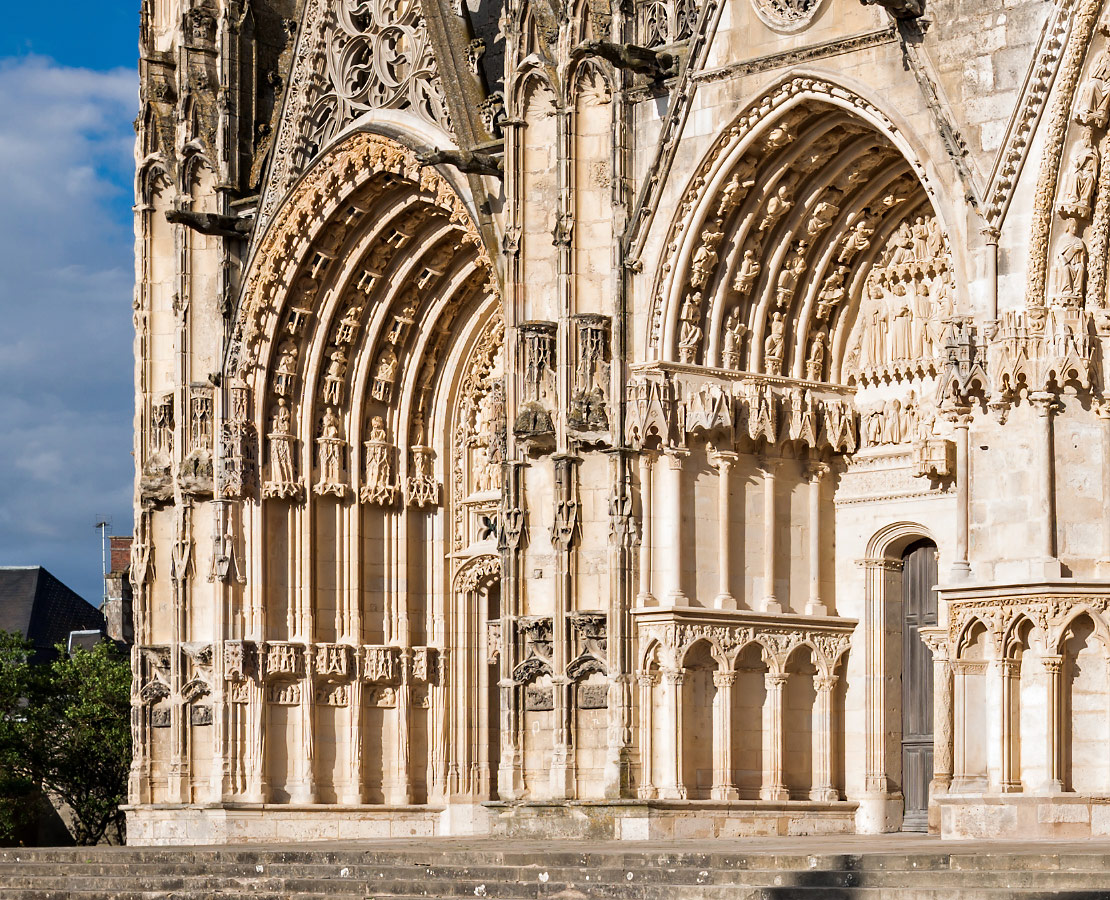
[361,415,395,505]
[733,249,761,295]
[274,341,298,396]
[888,222,915,266]
[816,266,848,320]
[386,297,418,346]
[838,218,874,264]
[807,196,840,237]
[322,345,348,406]
[335,304,362,344]
[1078,46,1110,128]
[1059,128,1100,219]
[759,182,794,233]
[372,347,398,402]
[690,232,723,290]
[314,407,346,497]
[678,292,702,364]
[775,252,807,308]
[911,217,930,261]
[806,330,827,381]
[1050,217,1088,307]
[265,398,299,497]
[764,312,785,374]
[722,307,747,370]
[857,281,888,371]
[888,283,913,360]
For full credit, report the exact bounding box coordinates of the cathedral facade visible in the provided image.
[129,0,1110,843]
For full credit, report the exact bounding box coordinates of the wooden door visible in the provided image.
[901,539,937,831]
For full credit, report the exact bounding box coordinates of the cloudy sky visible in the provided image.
[0,9,138,602]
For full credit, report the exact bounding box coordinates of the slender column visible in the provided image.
[637,672,658,799]
[343,677,365,804]
[637,452,657,606]
[658,668,686,799]
[711,671,739,800]
[952,660,968,790]
[663,450,689,606]
[999,657,1021,792]
[1099,404,1110,576]
[805,462,830,615]
[862,558,901,796]
[759,458,781,613]
[983,226,999,324]
[949,411,972,581]
[760,672,789,800]
[290,646,316,803]
[1029,393,1059,572]
[919,628,953,798]
[710,450,738,610]
[389,648,413,804]
[811,673,839,801]
[1042,655,1064,793]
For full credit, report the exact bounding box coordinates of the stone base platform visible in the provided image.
[5,836,1110,899]
[124,804,444,845]
[487,800,859,840]
[937,793,1110,839]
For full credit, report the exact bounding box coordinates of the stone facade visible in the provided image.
[128,0,1110,843]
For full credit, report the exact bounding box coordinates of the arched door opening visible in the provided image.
[901,538,938,831]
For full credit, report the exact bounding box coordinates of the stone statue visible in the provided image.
[1078,47,1110,128]
[1050,218,1087,306]
[764,311,785,374]
[690,232,722,290]
[733,249,762,295]
[806,331,827,381]
[759,182,794,232]
[678,292,702,364]
[1059,128,1100,219]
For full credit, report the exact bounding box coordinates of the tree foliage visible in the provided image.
[0,633,131,845]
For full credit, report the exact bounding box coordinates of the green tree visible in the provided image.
[0,633,132,845]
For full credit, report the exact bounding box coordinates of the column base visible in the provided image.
[998,781,1023,794]
[804,601,828,617]
[810,787,839,802]
[855,791,904,833]
[637,592,659,608]
[667,591,690,607]
[340,790,366,805]
[948,561,971,582]
[711,785,740,801]
[657,785,688,800]
[714,593,738,611]
[762,597,782,614]
[549,749,576,800]
[759,786,789,801]
[289,786,316,805]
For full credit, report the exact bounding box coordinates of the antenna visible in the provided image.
[94,517,111,610]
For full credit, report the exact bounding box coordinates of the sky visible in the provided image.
[0,7,139,603]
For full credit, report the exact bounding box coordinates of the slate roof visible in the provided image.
[0,568,104,661]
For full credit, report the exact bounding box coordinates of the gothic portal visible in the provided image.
[130,0,1110,843]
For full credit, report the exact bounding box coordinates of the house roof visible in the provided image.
[0,568,104,658]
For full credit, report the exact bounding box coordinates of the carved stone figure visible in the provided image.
[722,307,747,369]
[274,341,298,396]
[372,347,398,402]
[361,415,395,506]
[759,182,794,232]
[678,292,703,364]
[322,345,348,406]
[838,219,873,264]
[1077,47,1110,128]
[1050,218,1087,306]
[1059,128,1100,219]
[314,407,347,498]
[733,249,762,295]
[806,330,827,381]
[264,398,300,499]
[764,311,785,374]
[690,232,723,290]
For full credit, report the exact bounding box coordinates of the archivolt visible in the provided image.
[648,75,950,386]
[226,130,498,501]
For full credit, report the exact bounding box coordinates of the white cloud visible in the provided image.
[0,56,137,603]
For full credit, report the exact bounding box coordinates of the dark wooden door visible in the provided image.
[901,539,937,832]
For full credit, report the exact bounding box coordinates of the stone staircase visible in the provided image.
[2,838,1110,899]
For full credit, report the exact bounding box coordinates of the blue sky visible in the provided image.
[0,9,139,603]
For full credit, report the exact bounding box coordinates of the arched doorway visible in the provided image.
[901,538,938,831]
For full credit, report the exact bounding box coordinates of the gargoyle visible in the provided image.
[416,149,504,178]
[860,0,925,18]
[165,210,254,239]
[569,40,679,79]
